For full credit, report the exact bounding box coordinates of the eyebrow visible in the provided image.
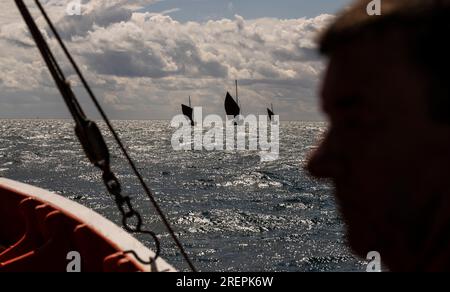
[322,94,363,115]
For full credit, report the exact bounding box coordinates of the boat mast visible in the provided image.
[235,80,239,106]
[189,96,191,108]
[271,103,274,112]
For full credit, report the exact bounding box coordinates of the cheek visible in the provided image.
[338,158,399,214]
[346,127,418,173]
[341,159,415,230]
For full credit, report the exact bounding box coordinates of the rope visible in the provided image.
[15,0,197,272]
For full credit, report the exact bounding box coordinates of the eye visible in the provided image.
[335,95,361,110]
[330,116,365,133]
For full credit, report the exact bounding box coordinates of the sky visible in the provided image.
[0,0,353,121]
[146,0,350,22]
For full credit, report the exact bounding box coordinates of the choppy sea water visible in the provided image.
[0,119,365,272]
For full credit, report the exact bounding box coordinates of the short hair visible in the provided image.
[319,0,450,123]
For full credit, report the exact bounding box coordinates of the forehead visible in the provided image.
[320,28,426,112]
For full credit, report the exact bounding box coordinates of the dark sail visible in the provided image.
[267,108,274,120]
[181,96,194,126]
[267,103,275,121]
[181,105,194,126]
[225,92,240,117]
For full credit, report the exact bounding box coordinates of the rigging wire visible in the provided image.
[15,0,197,272]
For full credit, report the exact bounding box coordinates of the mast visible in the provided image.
[189,96,191,108]
[235,80,239,106]
[271,103,274,112]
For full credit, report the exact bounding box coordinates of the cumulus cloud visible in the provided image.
[0,1,334,120]
[36,0,158,39]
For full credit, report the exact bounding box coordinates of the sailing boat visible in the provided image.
[224,80,241,118]
[267,103,275,121]
[181,96,194,126]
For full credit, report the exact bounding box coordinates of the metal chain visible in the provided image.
[102,170,161,266]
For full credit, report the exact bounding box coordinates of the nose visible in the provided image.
[306,130,342,179]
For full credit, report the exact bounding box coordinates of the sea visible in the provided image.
[0,119,366,272]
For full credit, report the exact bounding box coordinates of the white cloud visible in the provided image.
[0,1,334,120]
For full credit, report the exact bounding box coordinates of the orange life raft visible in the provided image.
[0,178,175,272]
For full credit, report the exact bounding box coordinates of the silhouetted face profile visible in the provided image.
[307,25,450,271]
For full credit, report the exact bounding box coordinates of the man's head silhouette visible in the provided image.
[307,0,450,271]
